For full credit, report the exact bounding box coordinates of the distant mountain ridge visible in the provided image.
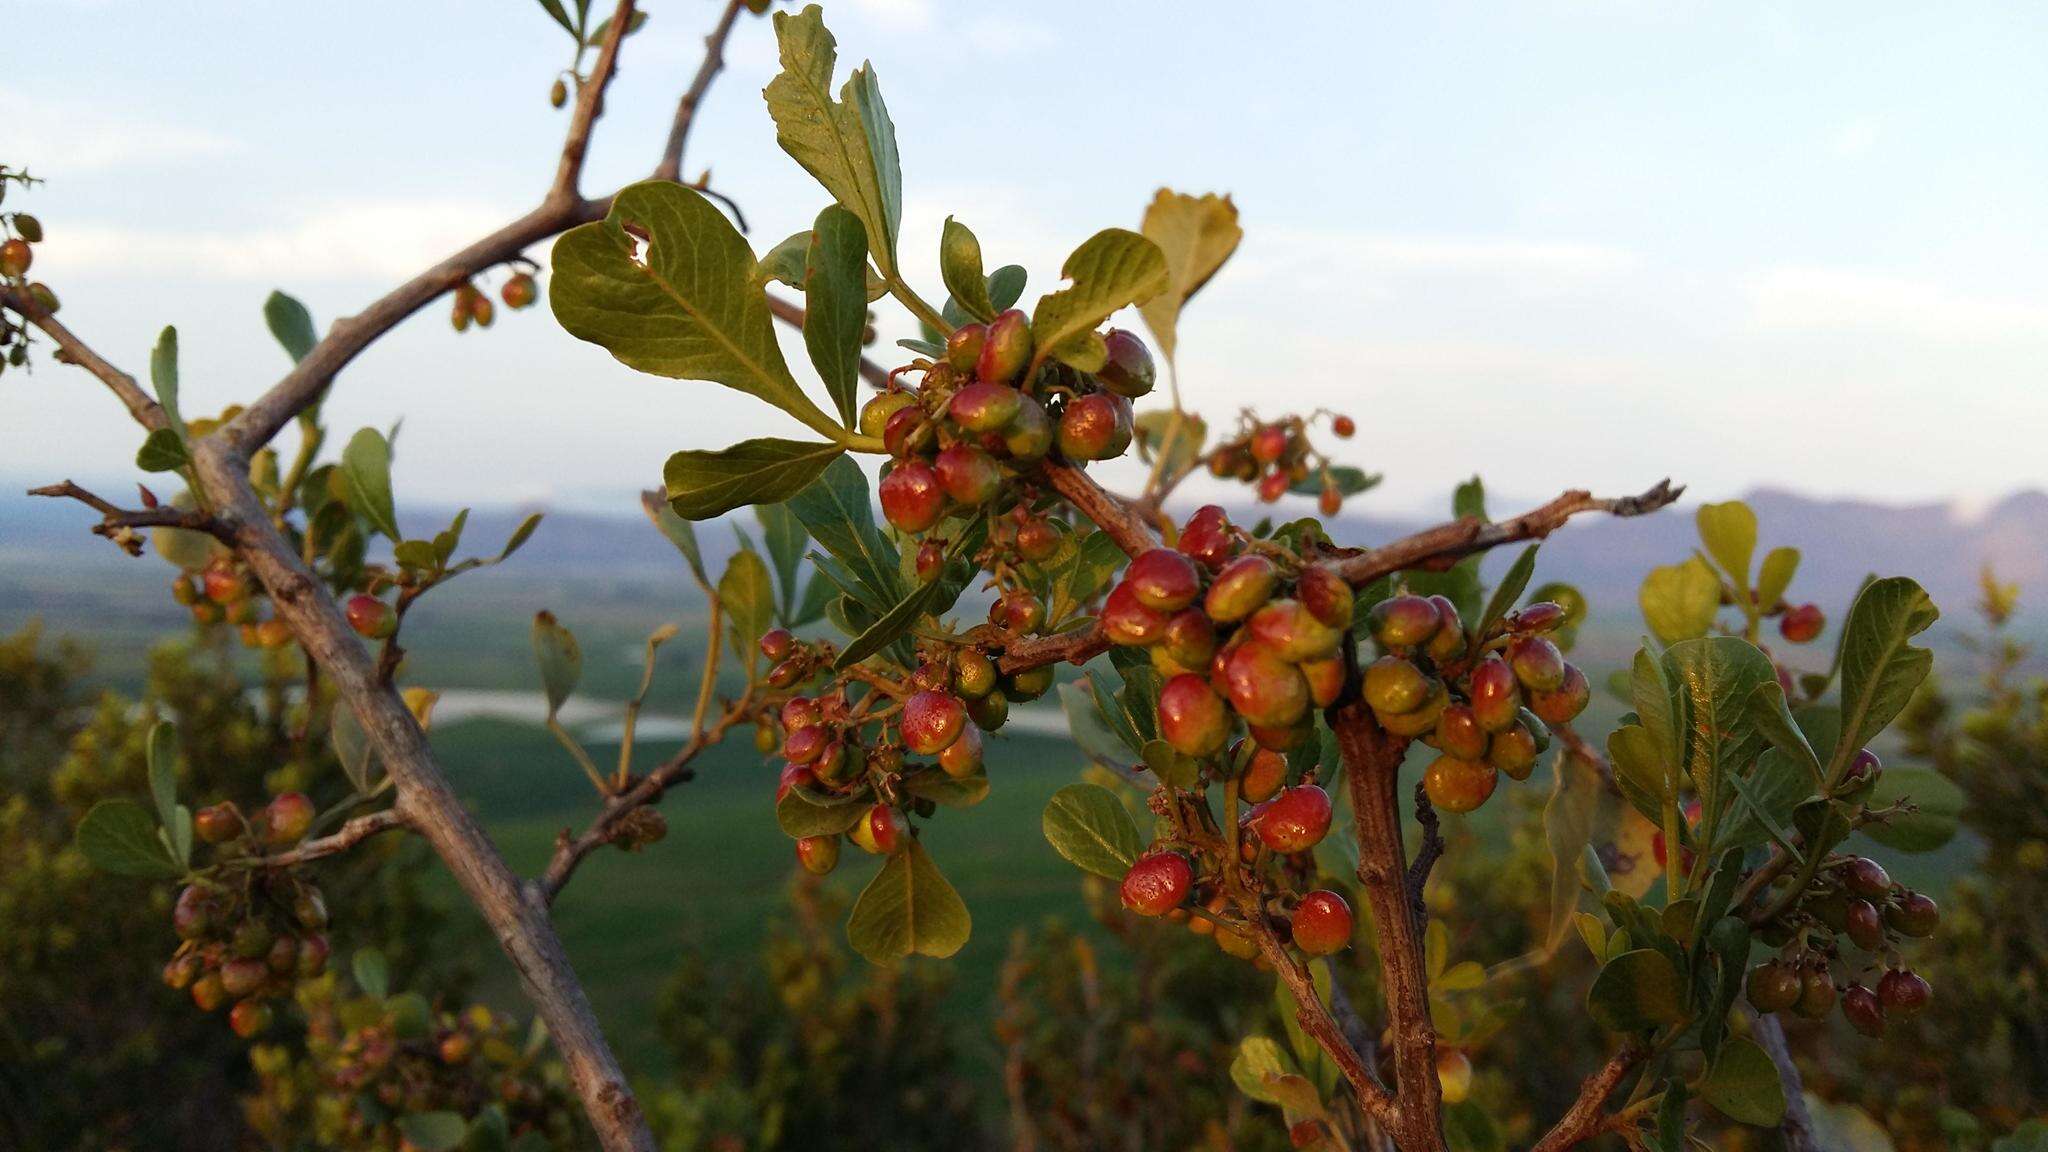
[7,486,2043,618]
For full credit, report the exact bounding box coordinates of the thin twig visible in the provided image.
[1526,1042,1650,1152]
[1,288,168,431]
[654,0,749,183]
[28,480,233,553]
[252,808,410,868]
[552,0,638,200]
[1328,481,1683,586]
[1404,781,1445,926]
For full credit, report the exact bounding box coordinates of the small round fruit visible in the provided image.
[1837,857,1892,899]
[1253,784,1333,853]
[1102,582,1169,647]
[1423,756,1497,814]
[879,462,945,533]
[265,792,315,846]
[1014,515,1059,561]
[1126,548,1202,612]
[194,802,243,844]
[775,762,816,803]
[220,957,269,998]
[1331,415,1356,438]
[1486,725,1540,781]
[1292,890,1354,955]
[1120,852,1194,917]
[500,272,538,309]
[1528,663,1591,726]
[759,628,795,663]
[1877,968,1931,1017]
[1435,705,1488,761]
[1437,1050,1474,1105]
[1204,554,1279,623]
[1097,328,1156,398]
[1377,683,1449,738]
[933,442,1002,506]
[173,885,219,939]
[954,649,998,699]
[944,322,987,373]
[439,1032,476,1065]
[1746,961,1802,1013]
[990,588,1046,634]
[1844,899,1886,951]
[1842,983,1886,1037]
[1006,664,1055,702]
[1248,599,1341,663]
[976,308,1032,385]
[860,391,917,439]
[1177,505,1236,570]
[1363,656,1431,715]
[1468,656,1521,731]
[883,404,927,457]
[1368,595,1440,649]
[1300,656,1344,709]
[1057,392,1132,461]
[1238,743,1288,803]
[1505,601,1567,633]
[938,723,984,777]
[948,381,1022,433]
[796,835,841,876]
[902,690,967,755]
[1222,642,1311,728]
[1507,636,1567,692]
[1158,674,1230,758]
[297,932,332,977]
[967,689,1010,731]
[1796,967,1839,1020]
[849,804,910,856]
[1296,564,1354,630]
[783,724,828,765]
[229,999,273,1039]
[1000,395,1054,460]
[0,238,30,277]
[1256,470,1290,503]
[255,619,293,649]
[1886,891,1939,938]
[1780,603,1825,644]
[1162,608,1219,668]
[1249,425,1288,464]
[345,594,397,640]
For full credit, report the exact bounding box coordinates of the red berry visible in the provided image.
[948,381,1022,433]
[1746,961,1802,1013]
[1468,655,1521,731]
[1101,582,1169,647]
[782,724,828,764]
[264,792,314,846]
[1845,899,1886,951]
[1435,705,1488,761]
[1887,891,1939,937]
[938,722,984,777]
[781,696,821,731]
[1423,756,1497,814]
[191,972,227,1012]
[1177,505,1236,570]
[1126,548,1202,612]
[1222,641,1311,728]
[204,566,249,604]
[1300,656,1345,708]
[1367,595,1440,649]
[1528,663,1591,726]
[850,804,910,855]
[173,885,219,939]
[1249,425,1288,464]
[990,588,1046,633]
[902,691,967,755]
[1842,983,1886,1037]
[776,762,816,802]
[229,999,273,1039]
[194,802,243,844]
[1251,784,1332,853]
[933,442,1002,506]
[1238,743,1288,803]
[1057,392,1133,461]
[976,308,1033,384]
[500,272,538,309]
[879,461,945,533]
[1292,890,1354,955]
[1296,565,1354,630]
[0,238,31,277]
[1780,602,1826,644]
[1331,415,1356,438]
[1506,635,1567,692]
[345,594,397,640]
[760,628,795,662]
[944,322,987,373]
[1877,968,1931,1017]
[1247,599,1342,663]
[219,957,268,998]
[1838,857,1892,899]
[1161,608,1219,667]
[1204,554,1279,623]
[1257,470,1291,504]
[1014,516,1059,561]
[1097,328,1156,398]
[1158,673,1230,757]
[883,404,927,457]
[1119,852,1194,916]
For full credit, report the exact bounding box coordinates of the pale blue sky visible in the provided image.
[6,0,2046,516]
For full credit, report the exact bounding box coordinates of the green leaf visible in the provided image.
[146,720,179,831]
[331,703,379,795]
[987,264,1027,312]
[1289,464,1381,498]
[1028,228,1170,372]
[1586,948,1687,1031]
[1142,739,1202,790]
[719,549,775,675]
[1631,645,1680,769]
[394,539,439,574]
[1720,754,1811,856]
[776,785,869,838]
[1527,581,1590,652]
[534,0,576,37]
[1542,749,1603,951]
[764,5,902,277]
[1230,1036,1325,1117]
[1696,501,1757,590]
[1755,546,1800,614]
[340,427,401,540]
[75,800,180,878]
[1137,189,1242,367]
[902,769,989,809]
[149,326,187,442]
[1606,725,1670,826]
[1747,681,1822,786]
[833,578,942,669]
[787,455,903,610]
[136,428,189,472]
[846,838,970,962]
[1041,783,1142,879]
[642,492,709,586]
[352,948,390,998]
[1834,577,1939,773]
[550,182,843,440]
[497,512,543,563]
[263,290,318,363]
[1859,766,1967,852]
[938,217,996,322]
[755,501,808,621]
[394,1111,468,1152]
[803,205,868,428]
[1478,544,1539,636]
[530,611,582,717]
[1663,637,1775,802]
[1702,1037,1787,1126]
[584,8,647,47]
[1639,556,1720,646]
[664,437,845,520]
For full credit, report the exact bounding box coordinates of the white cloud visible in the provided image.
[0,88,237,174]
[40,196,523,282]
[1746,266,2048,342]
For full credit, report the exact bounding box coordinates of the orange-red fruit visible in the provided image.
[1363,656,1431,715]
[1318,487,1342,517]
[990,588,1046,633]
[219,957,268,998]
[1205,554,1279,623]
[1238,743,1288,803]
[1223,641,1311,728]
[1529,663,1591,726]
[938,723,984,777]
[796,834,841,875]
[782,724,828,764]
[1162,608,1219,667]
[1331,415,1356,438]
[1102,582,1169,647]
[1177,505,1235,570]
[882,405,926,457]
[1368,595,1440,648]
[902,690,967,755]
[1780,602,1825,644]
[1257,470,1290,503]
[1249,425,1288,464]
[1120,852,1194,916]
[1300,656,1344,708]
[1423,756,1497,813]
[944,323,987,373]
[1057,392,1132,461]
[880,461,944,533]
[1158,673,1230,757]
[1247,599,1341,663]
[1468,655,1521,731]
[1126,548,1202,612]
[500,272,538,309]
[1252,784,1332,853]
[345,594,397,640]
[1507,636,1567,692]
[191,972,228,1012]
[851,804,910,855]
[1014,516,1059,561]
[976,308,1032,385]
[1296,564,1354,630]
[1293,890,1354,955]
[0,238,31,277]
[265,792,315,846]
[229,999,273,1039]
[1436,705,1488,760]
[194,802,243,844]
[949,381,1022,433]
[776,762,817,802]
[933,442,1001,506]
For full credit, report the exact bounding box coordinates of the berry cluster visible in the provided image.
[172,558,300,649]
[869,312,1155,541]
[450,270,539,332]
[766,628,1045,875]
[161,793,331,1037]
[1362,595,1589,814]
[1747,841,1940,1038]
[1205,411,1357,512]
[0,166,53,377]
